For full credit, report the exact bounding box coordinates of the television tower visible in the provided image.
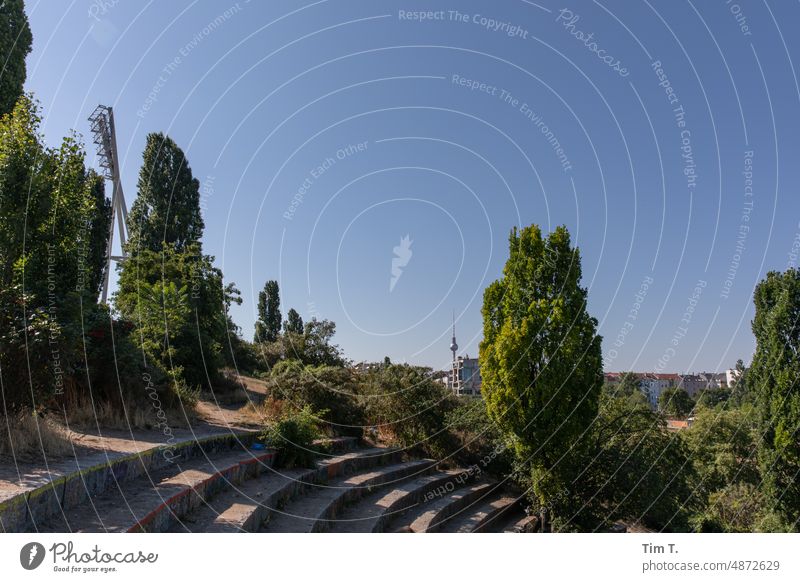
[88,105,129,304]
[450,312,458,362]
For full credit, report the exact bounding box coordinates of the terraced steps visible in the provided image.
[436,494,522,533]
[18,434,528,534]
[258,459,437,533]
[168,447,402,533]
[500,513,538,533]
[328,470,472,533]
[26,436,358,533]
[398,481,499,533]
[35,445,275,533]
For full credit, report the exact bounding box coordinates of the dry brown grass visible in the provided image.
[0,411,73,459]
[65,398,194,431]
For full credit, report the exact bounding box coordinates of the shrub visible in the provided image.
[261,405,321,468]
[267,360,363,436]
[445,397,513,476]
[359,363,457,457]
[691,483,769,532]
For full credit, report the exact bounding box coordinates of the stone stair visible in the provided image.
[435,493,522,533]
[169,446,403,532]
[17,436,530,534]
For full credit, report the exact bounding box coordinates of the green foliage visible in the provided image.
[0,286,61,411]
[0,0,32,117]
[284,308,303,335]
[683,404,761,531]
[261,405,321,468]
[0,97,113,411]
[114,244,228,391]
[730,358,752,405]
[604,372,649,408]
[360,363,457,457]
[479,224,603,516]
[266,360,363,435]
[299,318,345,367]
[749,269,800,528]
[249,317,345,373]
[658,388,695,419]
[127,133,204,253]
[695,386,730,408]
[255,280,281,343]
[691,483,767,533]
[445,397,513,476]
[0,97,111,302]
[554,386,695,531]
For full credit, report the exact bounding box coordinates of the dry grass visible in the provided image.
[0,411,73,459]
[65,398,194,431]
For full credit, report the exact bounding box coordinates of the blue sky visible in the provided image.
[24,0,800,373]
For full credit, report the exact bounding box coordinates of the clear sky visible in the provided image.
[23,0,800,373]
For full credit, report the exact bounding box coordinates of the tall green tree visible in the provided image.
[284,307,303,334]
[658,387,695,418]
[480,225,603,522]
[127,132,204,253]
[749,269,800,529]
[0,97,111,410]
[114,243,228,391]
[0,96,110,300]
[0,0,32,117]
[255,279,281,343]
[730,358,751,405]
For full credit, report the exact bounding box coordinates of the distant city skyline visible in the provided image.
[25,1,800,371]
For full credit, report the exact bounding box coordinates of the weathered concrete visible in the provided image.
[173,446,401,533]
[0,431,258,532]
[407,482,497,533]
[329,470,471,533]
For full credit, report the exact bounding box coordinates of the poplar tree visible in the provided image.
[0,0,32,117]
[285,308,303,335]
[479,225,603,521]
[255,280,281,343]
[127,132,204,253]
[749,269,800,529]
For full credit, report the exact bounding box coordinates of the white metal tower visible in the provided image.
[88,105,129,304]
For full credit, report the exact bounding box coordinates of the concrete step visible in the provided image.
[437,493,521,533]
[2,433,357,533]
[169,447,402,532]
[401,482,499,533]
[35,444,275,533]
[501,513,538,533]
[258,459,436,533]
[328,470,470,533]
[2,430,260,533]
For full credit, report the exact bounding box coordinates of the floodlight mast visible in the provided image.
[88,105,129,304]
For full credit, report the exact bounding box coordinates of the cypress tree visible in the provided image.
[0,0,32,117]
[128,132,204,253]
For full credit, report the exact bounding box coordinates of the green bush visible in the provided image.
[359,363,457,457]
[262,405,321,468]
[445,397,513,476]
[267,360,363,436]
[114,244,228,392]
[690,483,767,533]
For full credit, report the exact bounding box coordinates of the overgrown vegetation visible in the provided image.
[261,405,322,468]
